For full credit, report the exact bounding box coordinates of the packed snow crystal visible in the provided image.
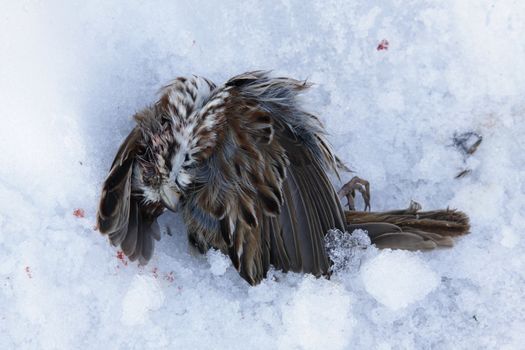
[361,250,440,311]
[1,0,524,349]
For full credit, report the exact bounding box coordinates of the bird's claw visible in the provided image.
[338,176,371,211]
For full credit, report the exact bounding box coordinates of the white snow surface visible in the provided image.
[361,250,440,311]
[1,1,525,349]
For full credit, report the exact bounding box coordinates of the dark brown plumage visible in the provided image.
[96,71,470,285]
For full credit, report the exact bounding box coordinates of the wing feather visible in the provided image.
[184,72,347,284]
[97,127,163,264]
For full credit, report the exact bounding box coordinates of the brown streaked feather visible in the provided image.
[97,128,140,240]
[259,215,272,275]
[223,122,346,283]
[121,199,139,257]
[277,179,304,271]
[345,206,470,250]
[265,215,291,272]
[97,127,163,264]
[373,232,438,250]
[277,138,346,275]
[181,72,348,285]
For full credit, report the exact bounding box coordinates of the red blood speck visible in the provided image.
[73,208,85,218]
[377,39,389,51]
[164,271,175,283]
[25,266,32,279]
[116,251,128,266]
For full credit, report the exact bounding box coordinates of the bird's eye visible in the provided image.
[183,153,197,169]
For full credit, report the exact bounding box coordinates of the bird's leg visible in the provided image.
[338,176,371,211]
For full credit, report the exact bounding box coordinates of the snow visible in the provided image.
[121,275,166,326]
[1,0,525,349]
[278,277,354,350]
[361,250,440,311]
[206,249,231,276]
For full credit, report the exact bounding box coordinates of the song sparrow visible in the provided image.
[97,71,469,285]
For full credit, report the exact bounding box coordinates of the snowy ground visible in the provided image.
[1,1,524,349]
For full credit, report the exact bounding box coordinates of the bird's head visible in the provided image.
[131,109,193,212]
[128,76,226,212]
[96,76,227,262]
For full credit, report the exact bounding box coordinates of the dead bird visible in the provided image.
[96,71,470,285]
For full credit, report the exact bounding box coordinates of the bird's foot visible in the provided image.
[338,176,371,211]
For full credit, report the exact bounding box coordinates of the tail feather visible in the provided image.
[344,202,470,250]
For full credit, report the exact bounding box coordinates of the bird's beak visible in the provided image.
[160,186,180,212]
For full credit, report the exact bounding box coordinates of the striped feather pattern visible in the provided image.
[97,71,347,285]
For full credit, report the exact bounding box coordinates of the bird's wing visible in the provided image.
[185,72,346,285]
[96,127,163,264]
[270,128,347,275]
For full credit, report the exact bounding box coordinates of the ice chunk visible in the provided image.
[361,250,439,310]
[325,229,372,273]
[206,249,231,276]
